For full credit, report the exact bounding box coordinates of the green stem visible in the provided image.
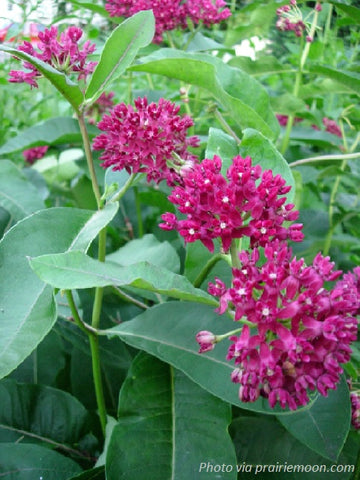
[230,240,241,269]
[133,187,144,238]
[77,112,102,209]
[111,286,149,310]
[280,69,302,155]
[290,152,360,168]
[193,253,224,288]
[89,335,107,434]
[214,109,241,144]
[111,173,138,203]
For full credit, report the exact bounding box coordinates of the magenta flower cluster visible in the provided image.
[160,155,303,252]
[351,390,360,429]
[93,97,199,184]
[200,243,359,410]
[9,25,97,88]
[22,145,49,164]
[105,0,231,43]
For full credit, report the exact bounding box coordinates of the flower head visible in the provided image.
[160,155,303,252]
[323,117,342,138]
[196,330,217,353]
[275,1,318,40]
[22,145,49,164]
[9,25,97,88]
[205,242,358,410]
[105,0,231,43]
[93,97,199,185]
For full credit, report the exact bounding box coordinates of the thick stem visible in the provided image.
[133,187,144,238]
[89,335,107,434]
[77,112,102,209]
[290,152,360,168]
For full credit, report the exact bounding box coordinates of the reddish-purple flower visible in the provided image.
[351,390,360,429]
[160,155,303,252]
[275,0,318,39]
[105,0,231,43]
[93,96,199,185]
[205,241,358,410]
[9,25,97,88]
[22,145,49,164]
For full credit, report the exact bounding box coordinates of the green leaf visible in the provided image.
[28,250,216,306]
[85,11,155,103]
[130,49,279,140]
[68,467,105,480]
[205,127,239,174]
[0,379,90,448]
[106,233,180,273]
[0,207,115,379]
[332,2,360,24]
[0,443,82,479]
[308,64,360,96]
[0,160,45,221]
[106,352,237,480]
[239,128,295,202]
[105,302,315,414]
[0,45,84,110]
[0,117,97,155]
[228,56,295,77]
[230,416,357,480]
[277,376,351,462]
[66,0,108,16]
[68,202,119,252]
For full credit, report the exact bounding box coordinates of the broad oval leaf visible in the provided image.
[106,352,237,480]
[230,416,357,480]
[0,443,82,479]
[105,302,316,414]
[85,10,155,104]
[277,375,351,462]
[205,127,239,175]
[0,45,84,110]
[0,379,90,449]
[0,117,98,156]
[28,250,216,306]
[106,233,180,273]
[0,206,117,379]
[239,128,296,202]
[130,49,279,140]
[0,160,45,221]
[308,64,360,96]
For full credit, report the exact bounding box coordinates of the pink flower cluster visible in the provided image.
[93,97,199,184]
[22,145,49,164]
[160,155,303,252]
[9,25,97,88]
[200,242,358,410]
[276,1,321,42]
[323,117,342,138]
[105,0,231,43]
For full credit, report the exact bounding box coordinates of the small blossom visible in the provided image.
[8,25,96,88]
[323,117,342,138]
[22,145,49,164]
[93,97,199,185]
[350,390,360,429]
[160,155,303,252]
[275,1,317,39]
[196,330,217,353]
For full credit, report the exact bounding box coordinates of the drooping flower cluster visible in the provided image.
[105,0,231,43]
[9,25,97,88]
[22,145,49,164]
[276,1,321,42]
[160,155,303,252]
[323,117,342,138]
[93,97,199,184]
[200,241,358,410]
